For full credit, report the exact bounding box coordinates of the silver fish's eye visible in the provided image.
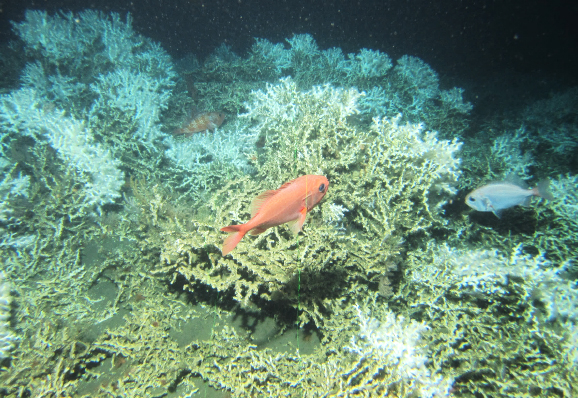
[468,197,476,202]
[319,183,325,193]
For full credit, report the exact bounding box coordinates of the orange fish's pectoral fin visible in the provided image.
[220,224,246,256]
[249,227,268,236]
[287,207,308,235]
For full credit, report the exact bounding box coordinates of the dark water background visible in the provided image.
[1,0,576,83]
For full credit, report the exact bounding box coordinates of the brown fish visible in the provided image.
[173,111,226,136]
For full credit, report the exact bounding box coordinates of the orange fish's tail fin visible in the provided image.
[220,224,246,256]
[535,179,554,201]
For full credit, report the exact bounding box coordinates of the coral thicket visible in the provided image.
[0,8,576,398]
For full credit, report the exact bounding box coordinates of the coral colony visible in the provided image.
[0,9,576,398]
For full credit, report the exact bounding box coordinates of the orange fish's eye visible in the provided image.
[318,183,326,193]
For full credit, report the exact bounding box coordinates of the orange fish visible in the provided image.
[220,175,330,256]
[173,111,226,136]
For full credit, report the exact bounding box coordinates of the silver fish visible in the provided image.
[465,179,553,218]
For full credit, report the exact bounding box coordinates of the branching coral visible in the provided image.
[0,272,17,360]
[397,241,578,397]
[9,10,575,397]
[164,121,258,201]
[0,88,124,214]
[189,35,472,136]
[10,8,176,187]
[533,174,578,264]
[154,77,462,327]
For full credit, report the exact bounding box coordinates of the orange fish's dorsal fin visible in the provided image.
[257,178,305,211]
[250,178,301,217]
[287,207,308,235]
[277,179,298,191]
[250,190,278,217]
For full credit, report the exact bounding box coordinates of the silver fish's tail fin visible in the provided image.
[535,179,554,201]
